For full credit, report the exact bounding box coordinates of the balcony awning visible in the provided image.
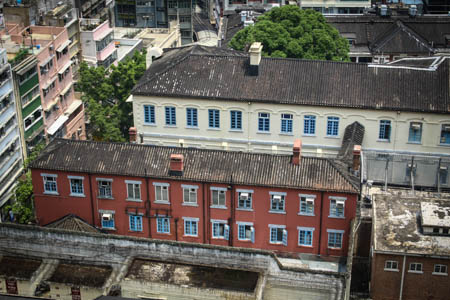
[56,40,71,52]
[42,77,57,90]
[58,60,72,74]
[47,115,69,135]
[60,82,73,96]
[44,97,59,112]
[39,55,54,67]
[64,99,82,116]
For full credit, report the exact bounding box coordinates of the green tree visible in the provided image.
[79,50,147,142]
[229,6,349,61]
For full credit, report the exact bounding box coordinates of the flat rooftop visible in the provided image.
[421,201,450,227]
[0,256,42,279]
[48,262,112,288]
[373,193,450,256]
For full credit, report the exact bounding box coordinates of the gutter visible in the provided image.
[399,254,406,300]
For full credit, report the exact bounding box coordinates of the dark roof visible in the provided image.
[132,46,450,114]
[0,295,51,300]
[338,122,365,163]
[0,256,42,279]
[221,13,245,48]
[30,139,359,193]
[44,214,100,233]
[48,262,112,287]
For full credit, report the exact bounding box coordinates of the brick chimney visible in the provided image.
[353,145,362,172]
[249,42,262,76]
[169,154,184,176]
[292,139,302,165]
[129,127,137,143]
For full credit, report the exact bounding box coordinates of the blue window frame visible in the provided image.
[129,215,143,231]
[230,110,242,130]
[184,219,198,236]
[379,120,391,141]
[440,124,450,145]
[298,228,313,246]
[157,217,170,233]
[408,122,422,143]
[101,213,114,229]
[165,106,176,126]
[186,107,198,127]
[208,109,220,128]
[304,115,316,135]
[326,116,339,136]
[328,231,343,248]
[258,112,270,132]
[281,114,293,133]
[144,105,155,124]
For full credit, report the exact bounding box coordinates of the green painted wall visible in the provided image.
[22,96,41,118]
[25,118,44,140]
[19,74,39,96]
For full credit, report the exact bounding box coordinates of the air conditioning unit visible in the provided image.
[443,125,450,132]
[162,186,168,190]
[102,213,112,221]
[409,5,417,17]
[190,188,195,193]
[407,163,417,169]
[273,195,281,202]
[49,45,54,51]
[336,200,345,208]
[306,198,314,205]
[240,193,249,200]
[440,166,448,171]
[411,123,421,130]
[219,190,225,195]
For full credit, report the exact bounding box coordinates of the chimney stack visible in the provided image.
[129,127,137,143]
[169,154,184,176]
[249,42,262,76]
[353,145,362,172]
[292,139,302,165]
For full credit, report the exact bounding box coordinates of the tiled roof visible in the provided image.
[30,139,359,193]
[132,46,449,113]
[45,214,100,233]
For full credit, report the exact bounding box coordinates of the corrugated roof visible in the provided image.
[30,139,359,193]
[132,45,449,114]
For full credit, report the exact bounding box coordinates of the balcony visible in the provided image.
[0,65,11,88]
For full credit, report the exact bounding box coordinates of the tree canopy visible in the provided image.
[78,50,147,142]
[229,6,349,61]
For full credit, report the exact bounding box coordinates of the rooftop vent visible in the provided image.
[292,139,302,165]
[249,42,262,76]
[169,154,184,176]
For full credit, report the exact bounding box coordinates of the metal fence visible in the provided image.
[362,151,450,191]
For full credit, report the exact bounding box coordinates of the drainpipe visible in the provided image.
[437,158,442,194]
[318,191,324,255]
[399,254,406,300]
[229,175,234,247]
[87,173,95,226]
[145,169,152,238]
[202,182,206,244]
[174,217,178,241]
[410,156,415,195]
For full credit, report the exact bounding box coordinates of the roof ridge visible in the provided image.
[326,158,360,192]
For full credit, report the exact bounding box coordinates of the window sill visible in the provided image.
[229,129,243,133]
[98,196,114,200]
[328,215,345,219]
[302,134,316,137]
[377,139,391,143]
[237,239,253,242]
[298,244,313,248]
[154,201,170,205]
[298,212,315,216]
[257,131,271,135]
[70,193,86,197]
[156,231,171,235]
[102,227,116,231]
[210,205,227,209]
[183,234,198,237]
[384,268,399,272]
[407,141,422,145]
[185,126,199,130]
[212,236,226,240]
[408,271,423,274]
[129,230,144,233]
[126,199,143,202]
[269,210,286,214]
[143,123,156,127]
[279,132,294,136]
[328,247,342,250]
[438,143,450,147]
[207,127,221,131]
[237,208,253,212]
[432,272,448,276]
[164,125,177,128]
[44,191,59,195]
[182,203,198,207]
[325,135,339,139]
[269,241,286,245]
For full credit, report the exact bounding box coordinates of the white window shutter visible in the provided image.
[224,225,230,240]
[251,227,255,243]
[282,229,288,246]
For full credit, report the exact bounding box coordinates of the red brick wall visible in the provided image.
[32,168,357,256]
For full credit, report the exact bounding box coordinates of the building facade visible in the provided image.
[301,0,370,14]
[80,19,117,68]
[131,45,450,157]
[30,138,359,257]
[0,49,24,210]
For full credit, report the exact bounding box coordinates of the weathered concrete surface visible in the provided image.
[0,223,346,300]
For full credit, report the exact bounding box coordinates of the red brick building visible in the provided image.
[30,139,359,257]
[371,194,450,300]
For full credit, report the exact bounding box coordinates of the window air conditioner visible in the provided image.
[440,166,448,171]
[443,125,450,132]
[190,188,195,193]
[162,186,167,190]
[336,200,345,208]
[102,213,112,221]
[240,193,249,200]
[219,190,225,195]
[49,45,54,51]
[306,198,314,205]
[411,123,421,130]
[273,195,281,202]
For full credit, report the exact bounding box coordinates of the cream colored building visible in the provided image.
[131,46,450,157]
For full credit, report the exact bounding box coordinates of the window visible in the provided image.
[298,227,314,246]
[168,0,177,8]
[154,183,169,203]
[409,263,423,273]
[208,109,220,129]
[326,116,339,136]
[440,124,450,145]
[230,110,242,130]
[304,115,316,135]
[144,105,155,124]
[101,211,115,229]
[328,230,343,248]
[258,112,270,132]
[270,193,286,212]
[186,107,198,127]
[211,188,226,207]
[157,217,170,233]
[238,223,254,242]
[42,174,58,194]
[329,197,345,218]
[182,185,197,204]
[270,226,287,245]
[433,264,448,275]
[379,120,391,141]
[184,218,198,236]
[238,190,252,210]
[408,122,422,143]
[165,106,176,126]
[69,176,84,196]
[440,166,448,186]
[299,195,315,215]
[129,215,143,232]
[281,113,293,134]
[126,181,141,201]
[97,179,112,198]
[384,260,398,271]
[212,221,229,239]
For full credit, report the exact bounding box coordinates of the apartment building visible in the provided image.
[223,0,285,14]
[301,0,370,14]
[30,138,359,257]
[0,49,24,209]
[115,0,193,45]
[80,19,117,68]
[130,44,450,157]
